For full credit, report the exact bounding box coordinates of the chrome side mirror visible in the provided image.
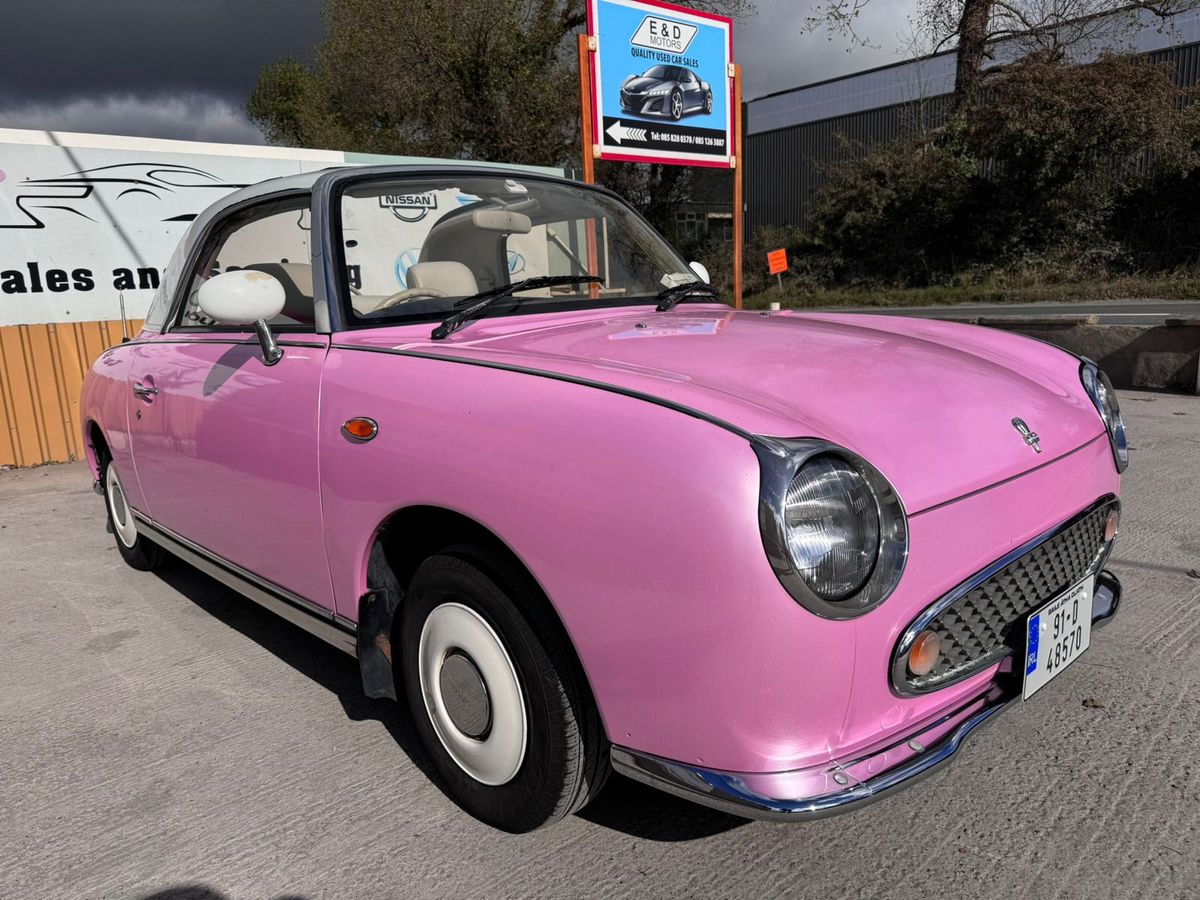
[253,319,284,366]
[689,261,710,284]
[197,269,287,366]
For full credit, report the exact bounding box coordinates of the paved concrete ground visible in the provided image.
[1,391,1198,900]
[828,298,1200,325]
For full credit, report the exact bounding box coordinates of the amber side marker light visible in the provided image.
[908,630,942,677]
[342,417,378,442]
[1104,507,1120,542]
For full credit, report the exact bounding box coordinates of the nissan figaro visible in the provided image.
[82,165,1127,831]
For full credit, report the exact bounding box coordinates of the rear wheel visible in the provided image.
[400,546,609,832]
[102,459,163,571]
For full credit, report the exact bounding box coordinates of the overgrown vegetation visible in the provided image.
[752,53,1200,303]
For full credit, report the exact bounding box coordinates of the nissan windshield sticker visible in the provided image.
[379,192,438,222]
[588,0,733,167]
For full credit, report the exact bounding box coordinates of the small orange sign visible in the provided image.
[767,248,788,275]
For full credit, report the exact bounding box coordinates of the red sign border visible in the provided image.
[586,0,735,169]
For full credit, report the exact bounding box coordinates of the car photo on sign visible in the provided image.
[619,65,713,120]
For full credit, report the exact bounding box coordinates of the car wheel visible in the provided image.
[400,546,609,832]
[704,91,713,114]
[670,90,683,121]
[102,459,164,571]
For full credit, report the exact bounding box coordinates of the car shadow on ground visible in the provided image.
[138,888,307,900]
[152,559,747,842]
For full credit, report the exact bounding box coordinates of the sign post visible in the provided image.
[583,0,740,306]
[733,63,742,309]
[577,33,597,185]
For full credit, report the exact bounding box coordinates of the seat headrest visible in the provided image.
[407,261,479,296]
[276,262,314,297]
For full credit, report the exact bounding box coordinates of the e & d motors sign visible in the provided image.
[587,0,733,167]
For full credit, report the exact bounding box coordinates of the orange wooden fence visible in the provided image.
[0,320,143,468]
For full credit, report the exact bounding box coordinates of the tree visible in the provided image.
[248,0,754,167]
[805,0,1200,115]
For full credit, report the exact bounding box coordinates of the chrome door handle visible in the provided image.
[132,383,158,398]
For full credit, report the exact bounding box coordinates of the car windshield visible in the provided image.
[643,66,678,79]
[339,174,702,325]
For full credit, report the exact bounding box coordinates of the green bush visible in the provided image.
[794,52,1200,291]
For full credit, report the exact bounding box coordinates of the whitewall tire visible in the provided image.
[418,602,528,786]
[400,545,609,832]
[101,458,163,571]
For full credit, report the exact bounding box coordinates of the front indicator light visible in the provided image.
[342,417,379,442]
[1104,507,1120,542]
[908,630,942,677]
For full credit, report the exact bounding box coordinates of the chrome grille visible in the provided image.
[898,500,1114,693]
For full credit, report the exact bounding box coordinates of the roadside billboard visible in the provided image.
[587,0,733,167]
[0,128,560,327]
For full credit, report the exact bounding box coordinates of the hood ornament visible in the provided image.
[1011,418,1042,454]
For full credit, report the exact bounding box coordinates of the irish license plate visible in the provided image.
[1022,578,1093,700]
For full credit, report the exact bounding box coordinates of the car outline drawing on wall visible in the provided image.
[0,162,246,229]
[619,65,713,121]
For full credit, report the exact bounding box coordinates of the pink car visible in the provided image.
[82,166,1128,832]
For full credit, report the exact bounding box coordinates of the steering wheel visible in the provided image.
[370,287,449,313]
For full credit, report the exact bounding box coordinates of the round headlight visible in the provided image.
[1081,363,1128,472]
[784,456,881,600]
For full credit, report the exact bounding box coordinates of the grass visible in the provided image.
[741,274,1200,310]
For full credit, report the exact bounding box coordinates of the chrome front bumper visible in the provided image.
[610,569,1122,822]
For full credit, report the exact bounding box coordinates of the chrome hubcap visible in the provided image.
[672,95,682,116]
[419,602,527,785]
[106,465,137,549]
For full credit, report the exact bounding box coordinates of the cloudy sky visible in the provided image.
[0,0,911,146]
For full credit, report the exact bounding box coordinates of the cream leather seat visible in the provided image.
[407,261,479,296]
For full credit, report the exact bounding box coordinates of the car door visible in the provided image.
[681,70,700,110]
[128,194,337,609]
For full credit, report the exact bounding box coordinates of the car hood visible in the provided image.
[623,76,666,93]
[363,306,1105,513]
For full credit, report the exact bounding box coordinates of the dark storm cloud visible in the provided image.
[0,0,909,143]
[1,0,324,106]
[0,0,323,141]
[734,0,911,99]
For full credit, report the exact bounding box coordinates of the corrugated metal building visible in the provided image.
[745,7,1200,231]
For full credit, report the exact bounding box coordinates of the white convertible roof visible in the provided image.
[185,162,570,241]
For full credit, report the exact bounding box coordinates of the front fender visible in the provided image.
[317,348,857,773]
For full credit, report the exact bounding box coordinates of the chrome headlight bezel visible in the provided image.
[1080,360,1128,473]
[754,438,909,620]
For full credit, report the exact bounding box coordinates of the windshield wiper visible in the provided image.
[431,275,603,340]
[655,280,720,312]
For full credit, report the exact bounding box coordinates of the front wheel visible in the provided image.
[670,90,684,121]
[401,547,609,831]
[102,460,163,571]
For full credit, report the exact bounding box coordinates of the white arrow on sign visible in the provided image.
[605,121,648,145]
